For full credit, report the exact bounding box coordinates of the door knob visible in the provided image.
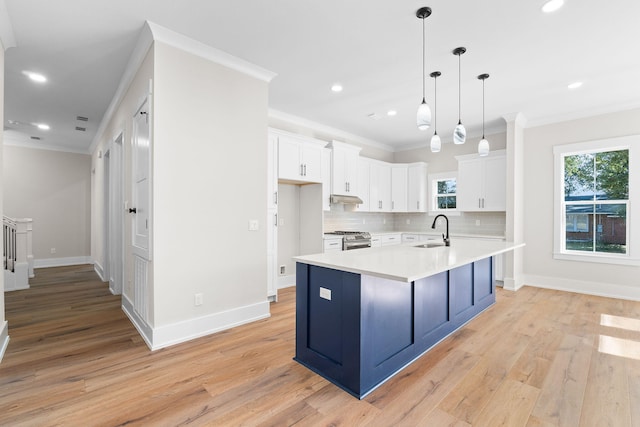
[128,208,137,214]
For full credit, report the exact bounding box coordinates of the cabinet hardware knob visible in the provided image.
[128,208,137,214]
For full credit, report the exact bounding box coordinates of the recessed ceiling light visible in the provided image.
[22,70,47,83]
[331,83,343,93]
[568,81,583,90]
[36,123,50,130]
[367,113,381,120]
[542,0,564,13]
[387,110,397,117]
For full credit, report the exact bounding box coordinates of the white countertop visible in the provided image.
[294,238,524,283]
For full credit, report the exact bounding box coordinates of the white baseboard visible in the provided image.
[121,296,270,351]
[278,274,295,289]
[503,276,525,292]
[151,300,270,351]
[523,274,640,301]
[34,256,92,268]
[93,261,106,282]
[0,321,9,363]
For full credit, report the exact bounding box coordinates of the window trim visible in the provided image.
[553,135,639,265]
[428,171,461,216]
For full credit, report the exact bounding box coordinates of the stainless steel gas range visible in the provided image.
[326,231,372,250]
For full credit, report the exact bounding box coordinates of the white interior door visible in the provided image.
[132,99,151,260]
[131,97,152,322]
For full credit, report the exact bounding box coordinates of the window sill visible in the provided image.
[553,252,640,266]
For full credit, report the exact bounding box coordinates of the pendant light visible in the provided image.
[416,7,432,130]
[477,73,490,156]
[452,47,467,144]
[429,71,441,152]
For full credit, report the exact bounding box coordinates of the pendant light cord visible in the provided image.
[433,75,437,132]
[422,17,426,101]
[458,53,461,123]
[482,78,485,138]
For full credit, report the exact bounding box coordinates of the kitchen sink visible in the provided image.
[414,241,446,249]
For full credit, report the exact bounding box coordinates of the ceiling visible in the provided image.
[2,0,640,154]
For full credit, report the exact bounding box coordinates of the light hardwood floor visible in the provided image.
[1,265,639,426]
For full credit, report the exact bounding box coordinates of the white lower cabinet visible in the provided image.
[323,237,343,253]
[380,233,402,246]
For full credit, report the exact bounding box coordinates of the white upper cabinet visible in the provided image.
[407,162,427,212]
[328,141,361,196]
[267,133,278,210]
[407,163,428,212]
[356,158,371,212]
[370,161,391,212]
[391,164,408,212]
[456,150,506,211]
[322,148,331,211]
[275,130,324,184]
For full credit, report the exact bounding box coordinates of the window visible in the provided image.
[554,136,639,265]
[428,172,459,214]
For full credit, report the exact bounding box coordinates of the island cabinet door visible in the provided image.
[451,258,496,326]
[414,271,456,350]
[294,264,363,395]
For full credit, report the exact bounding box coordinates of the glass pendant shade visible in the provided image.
[417,100,431,130]
[430,132,441,152]
[478,138,490,156]
[453,122,466,144]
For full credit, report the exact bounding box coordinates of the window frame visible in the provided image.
[428,171,460,215]
[553,135,639,265]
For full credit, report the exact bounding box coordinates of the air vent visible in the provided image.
[30,136,41,140]
[75,126,86,132]
[76,116,89,122]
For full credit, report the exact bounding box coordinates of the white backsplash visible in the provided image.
[324,205,505,237]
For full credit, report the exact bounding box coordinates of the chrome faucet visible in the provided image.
[431,214,450,246]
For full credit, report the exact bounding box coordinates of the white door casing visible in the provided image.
[107,133,124,295]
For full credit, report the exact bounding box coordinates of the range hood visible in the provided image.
[330,194,363,205]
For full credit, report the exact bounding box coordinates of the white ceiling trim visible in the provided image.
[268,108,395,153]
[0,0,16,50]
[147,21,277,83]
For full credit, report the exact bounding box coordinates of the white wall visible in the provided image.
[151,41,269,329]
[0,35,8,361]
[393,131,507,172]
[522,108,640,299]
[4,146,91,263]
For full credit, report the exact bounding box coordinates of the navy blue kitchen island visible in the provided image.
[293,239,523,398]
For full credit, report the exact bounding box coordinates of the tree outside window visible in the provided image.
[436,178,457,210]
[563,149,628,254]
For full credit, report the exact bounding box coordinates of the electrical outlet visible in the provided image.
[406,219,411,225]
[194,293,203,306]
[248,220,259,231]
[50,248,56,254]
[476,220,481,226]
[280,265,286,275]
[363,219,366,224]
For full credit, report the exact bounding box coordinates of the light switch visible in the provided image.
[319,287,332,301]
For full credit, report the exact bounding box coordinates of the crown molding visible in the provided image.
[3,132,90,155]
[147,21,276,83]
[524,102,640,129]
[268,108,395,152]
